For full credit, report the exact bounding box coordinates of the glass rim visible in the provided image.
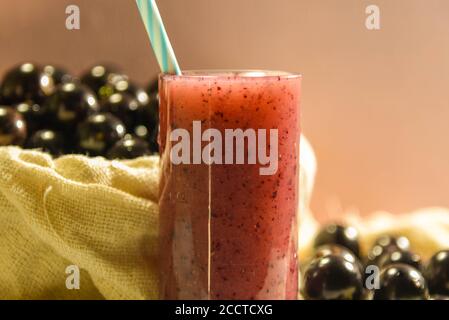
[159,69,302,80]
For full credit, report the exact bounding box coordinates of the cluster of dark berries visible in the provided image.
[0,62,159,159]
[301,223,449,300]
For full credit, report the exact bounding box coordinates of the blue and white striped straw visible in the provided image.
[135,0,182,75]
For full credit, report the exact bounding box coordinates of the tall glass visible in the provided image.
[159,70,301,299]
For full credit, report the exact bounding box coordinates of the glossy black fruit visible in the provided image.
[102,76,159,151]
[45,81,99,129]
[15,102,47,136]
[367,235,410,264]
[26,130,65,156]
[107,136,152,159]
[377,250,422,272]
[80,64,118,99]
[112,77,150,107]
[77,113,126,156]
[100,92,141,130]
[43,65,72,85]
[133,125,158,153]
[134,91,159,153]
[373,264,429,300]
[314,244,364,275]
[0,106,27,146]
[314,244,358,264]
[302,254,364,300]
[0,63,55,104]
[314,224,360,258]
[139,91,159,129]
[425,250,449,296]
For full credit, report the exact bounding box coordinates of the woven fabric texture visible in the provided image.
[0,147,159,300]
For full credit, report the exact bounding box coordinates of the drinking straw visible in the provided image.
[135,0,182,75]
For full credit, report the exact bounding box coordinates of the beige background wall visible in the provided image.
[1,0,449,219]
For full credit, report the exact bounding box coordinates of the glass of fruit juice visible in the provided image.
[158,70,301,300]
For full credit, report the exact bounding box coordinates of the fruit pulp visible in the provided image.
[159,70,301,299]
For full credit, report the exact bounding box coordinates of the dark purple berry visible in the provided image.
[15,102,47,136]
[107,136,152,160]
[302,254,364,300]
[100,92,141,130]
[43,65,73,85]
[0,63,55,104]
[314,244,364,276]
[80,64,119,99]
[111,76,150,107]
[314,224,360,258]
[425,250,449,296]
[45,81,99,129]
[377,250,422,272]
[26,130,65,156]
[367,235,410,264]
[373,264,429,300]
[134,91,159,153]
[77,112,126,156]
[0,106,27,146]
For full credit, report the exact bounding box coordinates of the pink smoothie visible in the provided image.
[159,71,301,299]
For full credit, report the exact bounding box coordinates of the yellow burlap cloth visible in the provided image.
[0,147,159,299]
[0,138,448,299]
